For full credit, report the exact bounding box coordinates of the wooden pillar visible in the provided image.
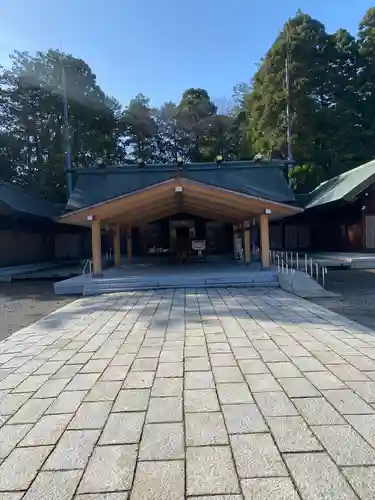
[113,223,121,267]
[91,218,102,276]
[126,228,133,263]
[244,220,251,264]
[260,214,270,268]
[233,224,237,260]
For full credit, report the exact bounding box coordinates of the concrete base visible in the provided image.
[278,270,337,299]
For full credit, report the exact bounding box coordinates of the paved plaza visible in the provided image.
[1,288,375,499]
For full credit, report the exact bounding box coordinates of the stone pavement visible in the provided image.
[1,288,375,499]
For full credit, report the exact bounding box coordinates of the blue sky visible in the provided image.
[1,0,373,107]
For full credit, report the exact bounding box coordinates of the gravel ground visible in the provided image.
[0,280,75,341]
[311,268,375,330]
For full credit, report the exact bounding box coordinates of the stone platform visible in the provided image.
[1,288,375,499]
[54,262,279,295]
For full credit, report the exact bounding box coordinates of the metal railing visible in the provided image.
[270,250,328,288]
[82,259,92,276]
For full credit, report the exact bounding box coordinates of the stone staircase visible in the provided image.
[80,270,279,296]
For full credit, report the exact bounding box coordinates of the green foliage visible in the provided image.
[2,7,375,200]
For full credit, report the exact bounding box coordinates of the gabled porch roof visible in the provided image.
[60,177,302,227]
[59,161,302,226]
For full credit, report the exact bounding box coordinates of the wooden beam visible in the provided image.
[244,220,251,264]
[113,223,121,267]
[126,227,132,263]
[91,218,102,276]
[260,214,270,268]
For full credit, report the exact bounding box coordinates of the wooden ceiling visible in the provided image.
[60,177,302,227]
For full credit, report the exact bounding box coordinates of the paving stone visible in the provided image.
[312,424,375,466]
[0,446,52,491]
[85,381,122,402]
[284,452,358,500]
[238,359,269,374]
[230,433,287,478]
[246,373,282,392]
[346,381,375,403]
[254,392,299,417]
[342,466,375,500]
[109,354,136,366]
[80,359,110,373]
[222,404,267,434]
[186,446,240,496]
[0,492,24,499]
[267,362,301,378]
[232,347,259,359]
[258,350,289,362]
[52,364,83,379]
[100,411,145,444]
[217,383,253,404]
[34,360,65,376]
[212,366,243,383]
[311,350,345,364]
[208,343,231,354]
[290,356,326,372]
[100,365,129,381]
[0,424,32,458]
[0,373,28,390]
[65,373,100,391]
[184,357,212,374]
[292,397,345,425]
[278,377,321,398]
[122,370,155,388]
[241,478,300,500]
[342,414,375,446]
[76,494,126,500]
[46,390,87,414]
[9,398,54,424]
[68,401,111,430]
[185,371,215,389]
[154,360,183,377]
[0,393,30,415]
[113,389,150,412]
[131,460,184,500]
[323,388,374,414]
[146,397,182,423]
[21,470,82,500]
[160,350,184,362]
[209,354,236,367]
[33,378,69,398]
[137,347,161,358]
[12,374,50,393]
[130,358,157,372]
[344,355,375,371]
[305,370,346,390]
[184,389,220,412]
[139,423,184,460]
[67,352,92,364]
[43,429,100,470]
[188,497,242,500]
[253,339,277,350]
[151,377,182,397]
[327,364,370,381]
[267,416,322,452]
[20,413,72,446]
[186,412,228,446]
[78,444,137,493]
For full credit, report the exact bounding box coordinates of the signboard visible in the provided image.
[192,240,206,251]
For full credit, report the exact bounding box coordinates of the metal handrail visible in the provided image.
[270,250,328,288]
[82,259,92,276]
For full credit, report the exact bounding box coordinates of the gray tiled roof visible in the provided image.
[306,159,375,209]
[0,182,62,219]
[66,161,296,211]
